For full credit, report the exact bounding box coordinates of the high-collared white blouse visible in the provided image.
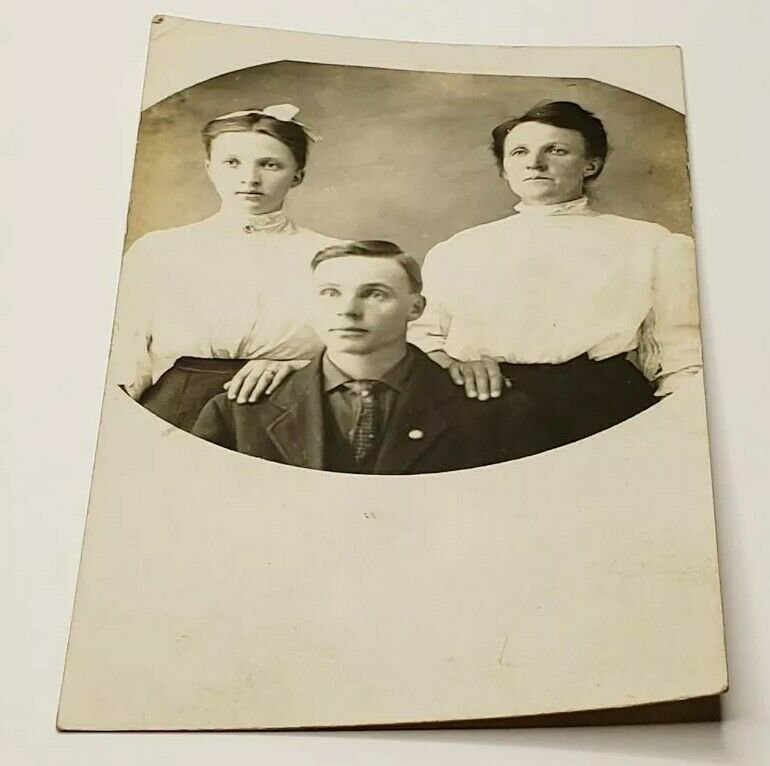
[407,197,702,396]
[113,210,339,400]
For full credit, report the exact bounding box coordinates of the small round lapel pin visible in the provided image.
[408,429,424,440]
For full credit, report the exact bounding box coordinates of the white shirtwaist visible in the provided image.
[408,197,702,397]
[113,210,339,400]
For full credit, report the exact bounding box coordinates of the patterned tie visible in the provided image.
[347,381,380,463]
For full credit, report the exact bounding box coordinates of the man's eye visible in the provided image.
[224,158,240,167]
[320,288,339,297]
[550,147,568,155]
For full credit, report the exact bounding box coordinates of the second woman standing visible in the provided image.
[409,100,702,450]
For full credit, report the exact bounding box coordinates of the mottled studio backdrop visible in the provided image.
[126,61,693,256]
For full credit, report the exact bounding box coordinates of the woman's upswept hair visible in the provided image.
[491,101,609,182]
[201,113,309,170]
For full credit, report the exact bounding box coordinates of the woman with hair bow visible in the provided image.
[114,104,341,431]
[408,100,702,450]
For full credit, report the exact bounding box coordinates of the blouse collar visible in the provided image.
[513,196,590,217]
[216,207,298,235]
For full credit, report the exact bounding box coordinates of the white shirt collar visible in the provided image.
[215,208,298,235]
[513,196,590,217]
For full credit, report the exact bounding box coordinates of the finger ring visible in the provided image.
[264,369,276,376]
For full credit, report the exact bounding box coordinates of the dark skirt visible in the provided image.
[500,354,657,452]
[139,357,248,432]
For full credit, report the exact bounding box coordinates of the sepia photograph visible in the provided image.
[56,18,726,732]
[11,0,770,762]
[114,54,701,474]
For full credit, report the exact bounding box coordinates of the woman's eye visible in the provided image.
[320,288,340,297]
[224,158,240,167]
[550,147,568,155]
[262,161,281,170]
[509,148,526,157]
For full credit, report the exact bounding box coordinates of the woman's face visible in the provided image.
[206,131,304,216]
[501,121,602,206]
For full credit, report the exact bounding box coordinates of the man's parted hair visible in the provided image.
[311,240,423,293]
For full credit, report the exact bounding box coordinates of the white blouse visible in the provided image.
[407,197,702,396]
[113,210,339,400]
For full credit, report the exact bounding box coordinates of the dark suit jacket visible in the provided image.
[192,346,544,474]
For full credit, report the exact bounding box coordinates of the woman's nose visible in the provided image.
[243,165,262,185]
[527,150,547,169]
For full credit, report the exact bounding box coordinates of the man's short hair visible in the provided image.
[311,240,423,293]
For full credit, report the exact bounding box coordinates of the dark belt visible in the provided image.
[498,352,623,375]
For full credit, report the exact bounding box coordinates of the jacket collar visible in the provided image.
[265,356,325,469]
[372,349,454,473]
[263,346,456,473]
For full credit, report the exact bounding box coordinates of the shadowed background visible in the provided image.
[126,61,693,256]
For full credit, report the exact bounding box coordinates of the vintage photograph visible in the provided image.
[57,21,725,732]
[113,57,701,474]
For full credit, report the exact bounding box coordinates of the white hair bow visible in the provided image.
[212,104,321,142]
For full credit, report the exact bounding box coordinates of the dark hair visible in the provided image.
[490,101,608,182]
[201,113,309,170]
[311,240,423,293]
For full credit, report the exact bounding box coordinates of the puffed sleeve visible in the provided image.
[406,242,454,355]
[638,232,703,396]
[110,235,155,400]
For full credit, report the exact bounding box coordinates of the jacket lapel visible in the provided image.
[265,357,325,470]
[374,351,452,474]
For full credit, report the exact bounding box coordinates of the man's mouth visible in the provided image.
[330,328,369,334]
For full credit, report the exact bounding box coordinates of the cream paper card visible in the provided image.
[58,17,727,730]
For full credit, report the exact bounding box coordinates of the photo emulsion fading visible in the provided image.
[58,19,726,731]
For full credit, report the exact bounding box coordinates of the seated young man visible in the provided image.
[192,240,543,474]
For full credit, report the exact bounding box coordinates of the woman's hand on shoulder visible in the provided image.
[446,356,511,401]
[224,359,310,404]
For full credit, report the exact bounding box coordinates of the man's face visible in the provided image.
[311,256,425,355]
[206,131,303,215]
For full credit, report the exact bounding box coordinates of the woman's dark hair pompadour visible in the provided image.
[491,101,609,182]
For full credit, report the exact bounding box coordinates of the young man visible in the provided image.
[192,241,542,474]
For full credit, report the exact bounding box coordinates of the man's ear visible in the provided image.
[408,294,427,322]
[291,168,306,188]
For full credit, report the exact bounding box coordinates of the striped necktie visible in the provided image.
[346,381,380,463]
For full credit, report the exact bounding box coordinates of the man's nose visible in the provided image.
[337,295,362,316]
